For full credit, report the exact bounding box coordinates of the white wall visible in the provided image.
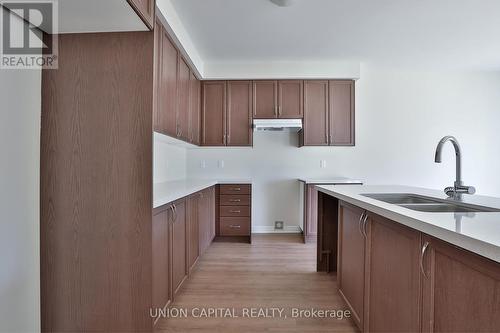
[0,9,41,332]
[187,65,500,230]
[154,132,188,183]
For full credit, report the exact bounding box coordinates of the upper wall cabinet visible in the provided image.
[202,81,253,146]
[300,80,355,147]
[189,72,201,145]
[253,80,304,119]
[127,0,155,30]
[202,81,227,146]
[177,57,191,141]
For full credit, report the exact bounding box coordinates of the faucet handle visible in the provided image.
[462,185,476,195]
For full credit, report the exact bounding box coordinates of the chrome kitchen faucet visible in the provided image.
[434,136,476,199]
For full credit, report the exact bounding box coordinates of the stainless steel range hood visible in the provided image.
[253,119,303,132]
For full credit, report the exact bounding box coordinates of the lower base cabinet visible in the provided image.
[152,209,171,317]
[338,200,500,333]
[217,184,252,243]
[171,199,187,297]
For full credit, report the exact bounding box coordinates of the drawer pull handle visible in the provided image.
[231,188,241,191]
[420,242,430,278]
[229,225,241,228]
[229,199,241,202]
[229,210,241,213]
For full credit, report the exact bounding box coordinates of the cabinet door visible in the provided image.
[152,209,170,317]
[422,236,500,332]
[171,200,187,296]
[338,201,366,330]
[187,195,199,273]
[159,32,178,137]
[152,18,162,132]
[209,187,216,241]
[127,0,154,29]
[278,80,303,118]
[329,80,354,146]
[177,57,190,141]
[253,80,277,118]
[303,184,318,243]
[202,81,226,146]
[189,72,201,145]
[364,214,422,332]
[301,80,329,146]
[227,81,253,146]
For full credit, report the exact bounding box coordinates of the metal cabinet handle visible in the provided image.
[172,204,177,222]
[278,106,282,116]
[229,225,241,229]
[358,211,366,237]
[231,187,241,191]
[229,199,241,202]
[274,106,278,117]
[420,241,430,278]
[229,210,241,213]
[329,134,333,144]
[362,214,369,238]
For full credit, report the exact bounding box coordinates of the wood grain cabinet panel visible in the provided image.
[159,31,178,137]
[220,184,251,195]
[189,72,201,145]
[301,80,329,146]
[177,57,190,141]
[421,236,500,333]
[220,194,251,206]
[227,81,253,146]
[303,184,318,243]
[127,0,155,30]
[338,201,366,330]
[363,213,422,333]
[278,80,303,118]
[202,81,226,146]
[329,80,355,146]
[187,194,200,273]
[220,217,251,236]
[171,199,187,296]
[152,209,171,316]
[153,18,162,132]
[40,32,154,332]
[253,80,278,118]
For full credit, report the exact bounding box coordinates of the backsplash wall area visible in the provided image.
[154,132,187,183]
[186,65,500,231]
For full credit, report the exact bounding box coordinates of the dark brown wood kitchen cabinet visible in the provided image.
[198,187,216,254]
[158,29,178,137]
[152,208,171,316]
[301,80,329,146]
[202,81,252,146]
[303,184,318,243]
[127,0,155,30]
[187,194,200,273]
[227,81,253,146]
[253,80,277,118]
[301,80,355,146]
[177,57,191,141]
[329,80,355,145]
[278,80,303,118]
[421,235,500,332]
[218,184,252,243]
[363,213,422,333]
[202,81,226,146]
[253,80,303,119]
[338,201,366,330]
[189,72,201,145]
[171,199,187,297]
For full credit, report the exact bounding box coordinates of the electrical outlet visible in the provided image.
[200,160,206,169]
[218,160,225,168]
[320,160,327,168]
[274,221,284,230]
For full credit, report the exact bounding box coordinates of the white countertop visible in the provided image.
[153,179,252,209]
[316,184,500,263]
[299,177,363,185]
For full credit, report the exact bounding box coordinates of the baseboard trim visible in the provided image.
[252,226,302,234]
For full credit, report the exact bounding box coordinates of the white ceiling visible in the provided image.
[169,0,500,70]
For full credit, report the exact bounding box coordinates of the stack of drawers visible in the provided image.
[219,184,251,241]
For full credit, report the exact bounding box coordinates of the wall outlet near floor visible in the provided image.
[320,160,327,168]
[274,221,284,230]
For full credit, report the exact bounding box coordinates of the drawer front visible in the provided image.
[220,195,251,206]
[220,206,251,217]
[220,184,251,195]
[220,217,250,236]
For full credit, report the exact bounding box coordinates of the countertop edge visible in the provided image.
[316,186,500,264]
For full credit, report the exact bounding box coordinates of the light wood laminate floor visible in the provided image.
[155,234,358,332]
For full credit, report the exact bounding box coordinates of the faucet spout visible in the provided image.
[434,135,462,186]
[434,136,475,198]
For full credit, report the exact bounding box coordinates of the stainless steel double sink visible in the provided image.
[361,193,500,213]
